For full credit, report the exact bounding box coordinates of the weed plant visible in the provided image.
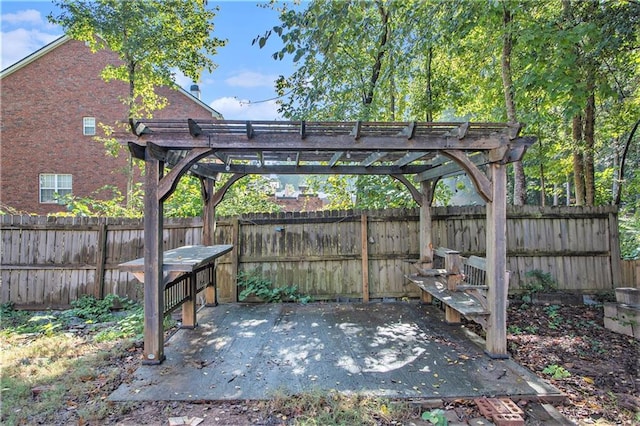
[0,296,152,425]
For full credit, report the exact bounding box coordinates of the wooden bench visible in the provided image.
[119,244,233,328]
[407,247,491,330]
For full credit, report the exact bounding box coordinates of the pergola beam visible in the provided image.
[135,133,507,151]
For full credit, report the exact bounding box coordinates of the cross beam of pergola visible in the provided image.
[126,119,535,364]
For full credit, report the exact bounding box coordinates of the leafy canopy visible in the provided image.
[49,0,226,120]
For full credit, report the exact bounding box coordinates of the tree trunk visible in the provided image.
[425,45,433,122]
[500,3,526,205]
[584,88,596,206]
[614,118,640,205]
[572,115,586,206]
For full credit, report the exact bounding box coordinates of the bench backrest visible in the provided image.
[433,247,487,287]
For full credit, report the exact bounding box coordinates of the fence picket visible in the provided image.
[0,206,635,307]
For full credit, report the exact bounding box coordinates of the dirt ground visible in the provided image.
[39,301,640,425]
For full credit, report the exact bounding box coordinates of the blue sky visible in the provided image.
[0,1,296,120]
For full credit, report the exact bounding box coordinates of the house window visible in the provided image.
[83,117,96,135]
[39,174,72,203]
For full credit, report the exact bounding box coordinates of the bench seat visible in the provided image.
[408,274,489,317]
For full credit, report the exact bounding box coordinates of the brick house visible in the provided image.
[0,35,221,215]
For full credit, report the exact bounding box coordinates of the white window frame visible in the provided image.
[39,174,73,204]
[83,117,96,135]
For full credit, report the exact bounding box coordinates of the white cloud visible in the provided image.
[0,28,61,69]
[172,69,192,90]
[210,96,281,120]
[225,71,278,88]
[1,9,45,26]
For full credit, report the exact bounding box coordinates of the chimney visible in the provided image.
[190,84,201,99]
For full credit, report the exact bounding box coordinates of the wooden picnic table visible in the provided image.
[119,244,233,329]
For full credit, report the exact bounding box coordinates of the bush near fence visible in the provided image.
[1,206,630,308]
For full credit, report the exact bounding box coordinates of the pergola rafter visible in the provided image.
[126,119,535,364]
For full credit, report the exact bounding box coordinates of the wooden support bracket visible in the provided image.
[188,118,203,137]
[442,149,493,202]
[329,151,344,167]
[350,120,362,140]
[397,121,417,139]
[158,147,212,201]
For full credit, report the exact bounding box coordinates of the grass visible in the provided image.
[1,298,426,425]
[262,389,420,425]
[0,297,144,425]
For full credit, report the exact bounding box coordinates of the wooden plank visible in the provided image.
[230,218,240,302]
[407,275,489,316]
[94,222,108,299]
[361,214,369,303]
[485,162,508,358]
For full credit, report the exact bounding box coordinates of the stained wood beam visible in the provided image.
[397,121,417,139]
[395,151,427,167]
[146,142,169,162]
[329,151,344,167]
[183,163,428,176]
[246,121,254,139]
[137,133,507,150]
[209,173,247,207]
[390,174,422,206]
[350,120,362,140]
[300,121,306,139]
[415,153,487,182]
[158,147,212,201]
[361,152,387,167]
[444,122,470,139]
[128,141,147,160]
[441,149,492,202]
[188,118,203,137]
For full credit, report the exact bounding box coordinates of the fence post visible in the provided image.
[608,210,623,287]
[361,213,369,303]
[230,217,240,302]
[94,221,108,299]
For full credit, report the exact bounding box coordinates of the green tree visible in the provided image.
[49,0,226,207]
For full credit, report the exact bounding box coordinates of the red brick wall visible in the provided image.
[270,195,326,212]
[0,38,216,215]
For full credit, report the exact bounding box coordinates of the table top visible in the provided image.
[119,244,233,273]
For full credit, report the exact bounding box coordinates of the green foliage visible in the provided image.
[216,175,283,217]
[49,0,226,121]
[54,185,144,218]
[520,269,558,304]
[543,305,563,330]
[237,271,312,303]
[68,294,133,323]
[422,408,448,425]
[619,212,640,260]
[542,364,571,380]
[508,324,539,335]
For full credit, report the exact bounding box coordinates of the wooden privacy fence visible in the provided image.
[621,260,640,289]
[0,205,627,307]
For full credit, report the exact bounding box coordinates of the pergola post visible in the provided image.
[419,181,434,266]
[202,177,217,306]
[419,181,434,304]
[143,152,165,364]
[485,162,508,358]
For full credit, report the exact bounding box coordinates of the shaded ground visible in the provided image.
[505,302,639,424]
[109,303,560,402]
[4,300,639,425]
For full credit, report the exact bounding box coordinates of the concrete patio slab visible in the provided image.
[109,302,562,402]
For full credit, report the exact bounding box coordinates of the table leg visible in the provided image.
[181,271,198,329]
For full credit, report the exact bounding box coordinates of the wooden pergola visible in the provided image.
[126,120,535,364]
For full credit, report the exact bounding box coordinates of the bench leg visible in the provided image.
[181,272,197,329]
[421,290,433,304]
[445,306,461,324]
[204,263,217,307]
